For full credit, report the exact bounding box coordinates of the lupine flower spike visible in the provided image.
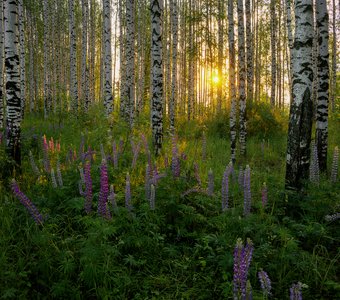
[51,168,58,188]
[258,269,272,296]
[194,163,202,186]
[98,159,111,219]
[11,179,44,225]
[150,184,156,210]
[290,282,303,300]
[56,159,63,187]
[207,169,214,196]
[42,135,50,172]
[108,184,117,211]
[29,151,40,176]
[330,146,338,183]
[131,140,141,168]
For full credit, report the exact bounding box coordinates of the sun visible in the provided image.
[212,75,220,84]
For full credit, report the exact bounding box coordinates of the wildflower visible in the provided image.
[11,179,44,225]
[51,168,58,188]
[243,165,251,216]
[258,269,271,296]
[98,159,111,219]
[145,163,151,200]
[330,146,338,183]
[108,184,117,210]
[29,151,40,176]
[233,238,253,299]
[290,282,303,300]
[56,159,63,187]
[194,163,201,186]
[131,140,141,169]
[207,168,214,196]
[42,135,50,172]
[150,184,155,210]
[325,213,340,222]
[78,166,85,184]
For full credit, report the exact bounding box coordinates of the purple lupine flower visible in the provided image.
[112,141,118,169]
[84,146,96,162]
[181,152,187,161]
[290,282,303,300]
[108,184,117,210]
[78,166,85,184]
[330,146,339,183]
[98,159,111,219]
[246,280,253,300]
[261,183,268,208]
[325,213,340,222]
[258,270,272,296]
[221,167,229,211]
[164,155,169,168]
[202,132,207,161]
[243,165,251,216]
[194,163,201,186]
[309,141,320,184]
[238,167,244,188]
[233,238,253,300]
[207,169,214,196]
[51,168,58,188]
[171,136,180,178]
[131,140,141,168]
[11,179,44,225]
[125,173,133,212]
[150,184,155,210]
[29,151,40,176]
[84,162,93,214]
[56,159,63,187]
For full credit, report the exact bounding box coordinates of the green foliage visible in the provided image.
[0,106,339,299]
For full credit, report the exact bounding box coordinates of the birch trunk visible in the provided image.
[217,0,224,113]
[4,0,22,165]
[151,0,163,156]
[82,0,90,111]
[228,0,236,163]
[315,0,329,172]
[18,0,25,117]
[119,0,126,118]
[43,0,50,117]
[125,0,135,126]
[330,0,336,112]
[238,0,247,155]
[245,0,253,103]
[270,0,277,107]
[69,0,78,112]
[285,0,314,190]
[0,1,4,129]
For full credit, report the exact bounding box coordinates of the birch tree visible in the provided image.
[315,0,329,172]
[0,1,4,129]
[69,0,78,112]
[18,0,25,117]
[238,0,247,155]
[82,0,90,111]
[125,0,135,125]
[103,0,113,116]
[246,0,253,102]
[169,0,178,133]
[330,0,336,112]
[151,0,163,156]
[228,0,236,163]
[4,0,22,165]
[270,0,277,107]
[285,0,314,190]
[217,0,224,112]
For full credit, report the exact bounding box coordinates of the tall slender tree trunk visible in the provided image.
[315,0,329,173]
[245,0,253,103]
[217,0,224,113]
[69,0,78,112]
[0,1,4,129]
[151,0,163,156]
[4,0,22,165]
[285,0,314,190]
[119,0,126,118]
[286,0,293,98]
[270,0,277,107]
[238,0,247,155]
[187,0,194,120]
[18,0,25,117]
[330,0,336,112]
[90,0,96,104]
[228,0,236,163]
[169,0,178,133]
[82,0,90,111]
[43,0,50,117]
[125,0,135,125]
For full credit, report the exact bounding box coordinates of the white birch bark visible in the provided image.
[169,0,178,133]
[43,0,50,117]
[330,0,336,112]
[187,0,194,120]
[4,0,22,164]
[245,0,253,102]
[315,0,329,172]
[270,0,277,107]
[228,0,236,163]
[238,0,247,155]
[125,0,135,125]
[90,0,96,104]
[285,0,314,190]
[18,0,25,117]
[0,1,4,129]
[217,0,224,113]
[69,0,78,112]
[151,0,163,156]
[82,0,90,111]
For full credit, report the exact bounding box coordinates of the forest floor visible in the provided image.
[0,103,339,299]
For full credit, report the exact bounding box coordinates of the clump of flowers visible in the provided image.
[98,159,111,219]
[289,282,303,300]
[11,179,44,225]
[233,238,254,300]
[258,269,271,296]
[243,165,251,216]
[330,146,338,183]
